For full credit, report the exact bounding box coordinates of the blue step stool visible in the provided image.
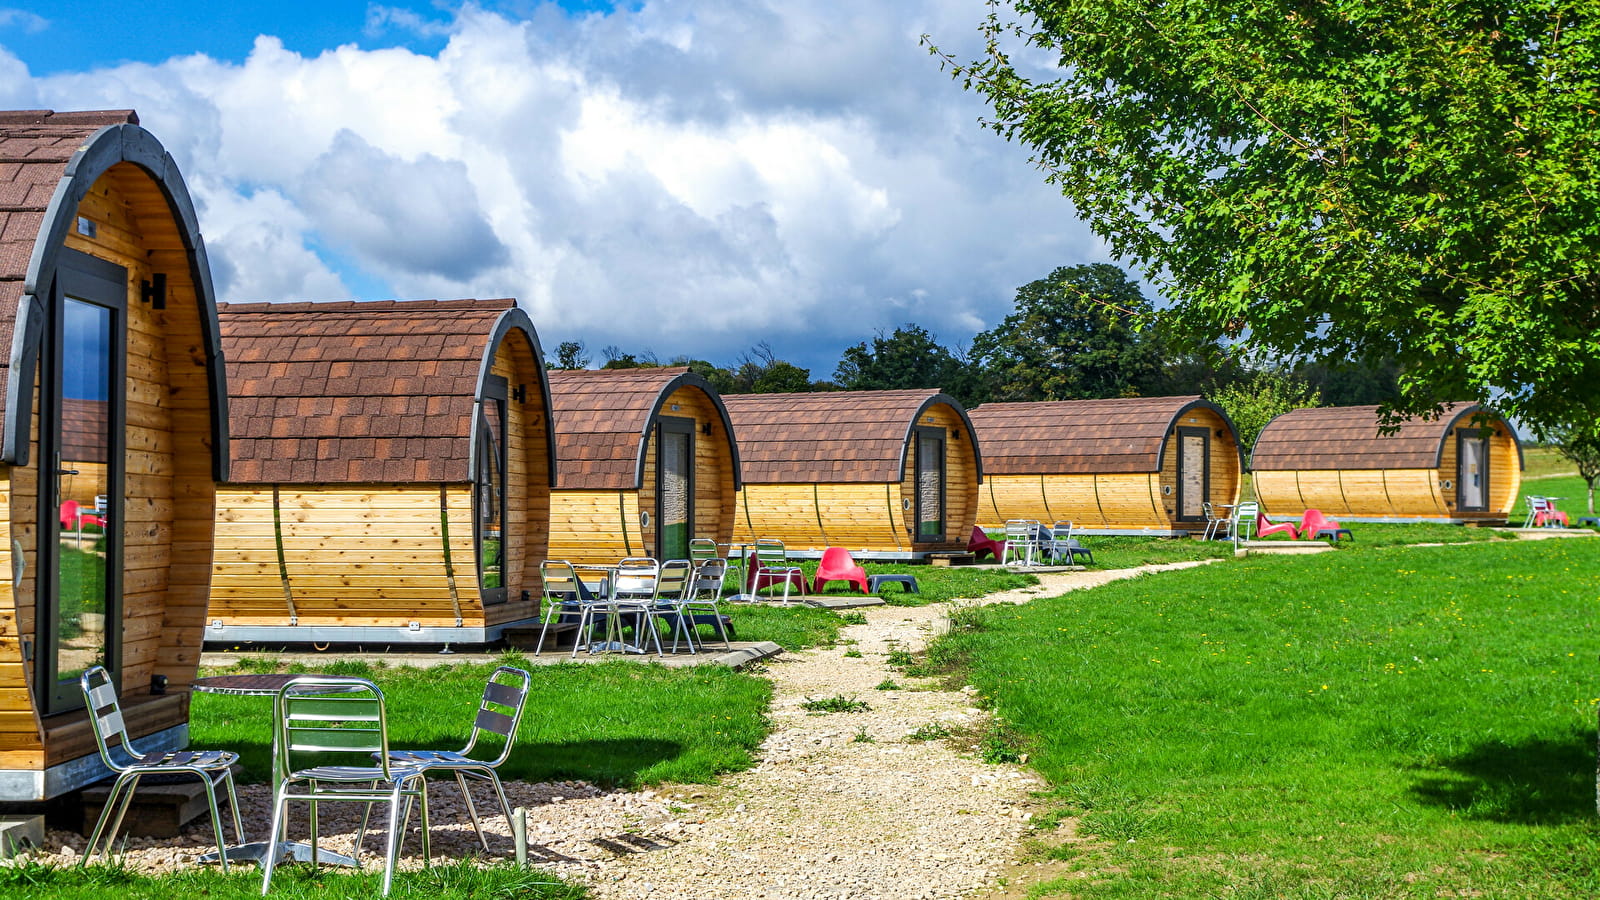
[867,574,919,594]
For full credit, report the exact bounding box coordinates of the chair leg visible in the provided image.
[102,771,142,860]
[81,772,132,865]
[308,780,320,874]
[199,770,230,874]
[261,791,289,895]
[417,779,430,865]
[456,771,489,853]
[382,788,402,897]
[484,769,513,845]
[223,768,246,844]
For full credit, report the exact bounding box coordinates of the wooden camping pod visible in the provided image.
[968,396,1243,534]
[723,390,982,557]
[209,298,555,645]
[547,368,740,565]
[1250,403,1523,523]
[0,110,228,800]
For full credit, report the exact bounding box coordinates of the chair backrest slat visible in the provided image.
[286,725,384,753]
[474,707,516,737]
[655,559,694,601]
[482,680,523,708]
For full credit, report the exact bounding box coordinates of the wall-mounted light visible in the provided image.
[670,403,681,411]
[701,422,713,436]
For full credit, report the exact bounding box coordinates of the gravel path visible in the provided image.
[24,561,1210,898]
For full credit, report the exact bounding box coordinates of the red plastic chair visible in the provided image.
[60,500,105,530]
[812,547,868,594]
[1298,509,1352,541]
[1255,511,1299,540]
[967,526,1004,562]
[1532,496,1570,528]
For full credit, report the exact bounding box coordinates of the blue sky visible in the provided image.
[0,1,1109,376]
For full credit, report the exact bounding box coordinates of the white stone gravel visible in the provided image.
[20,561,1210,897]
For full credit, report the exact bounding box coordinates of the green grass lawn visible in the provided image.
[0,859,582,900]
[192,655,772,787]
[932,537,1600,898]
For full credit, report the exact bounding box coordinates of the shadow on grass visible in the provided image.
[1410,731,1595,824]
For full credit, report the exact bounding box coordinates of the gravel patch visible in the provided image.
[21,561,1209,897]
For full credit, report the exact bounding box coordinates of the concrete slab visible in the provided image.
[1508,528,1597,540]
[0,815,43,859]
[200,641,784,672]
[804,596,888,610]
[1234,540,1334,557]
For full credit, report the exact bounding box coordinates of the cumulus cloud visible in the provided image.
[2,1,1108,370]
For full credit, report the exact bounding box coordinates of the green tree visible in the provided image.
[549,340,590,370]
[1547,419,1600,515]
[834,324,983,406]
[931,2,1600,430]
[969,263,1165,401]
[720,343,818,394]
[1210,368,1323,464]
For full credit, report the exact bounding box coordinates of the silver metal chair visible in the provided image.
[611,557,664,655]
[689,537,719,566]
[261,676,428,897]
[749,539,805,603]
[1232,501,1259,548]
[1045,521,1094,565]
[648,559,698,652]
[1202,502,1226,541]
[1001,519,1039,566]
[379,666,531,853]
[679,557,733,651]
[79,666,245,871]
[533,560,613,658]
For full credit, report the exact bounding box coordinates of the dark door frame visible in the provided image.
[1456,430,1491,512]
[38,248,126,715]
[654,415,696,561]
[474,374,509,605]
[912,426,947,544]
[1174,426,1211,524]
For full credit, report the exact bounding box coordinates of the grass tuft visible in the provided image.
[799,694,871,714]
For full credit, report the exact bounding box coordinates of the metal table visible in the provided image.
[192,674,362,868]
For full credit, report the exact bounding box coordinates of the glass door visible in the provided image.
[914,427,946,543]
[39,250,124,714]
[656,417,694,562]
[1457,432,1489,511]
[476,375,508,604]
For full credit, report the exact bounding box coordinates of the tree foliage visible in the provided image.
[969,263,1166,401]
[931,1,1600,430]
[834,324,982,406]
[548,340,590,370]
[1210,368,1323,463]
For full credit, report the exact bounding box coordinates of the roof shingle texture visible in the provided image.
[0,109,139,429]
[1251,403,1480,471]
[969,396,1211,475]
[220,298,515,484]
[723,389,949,484]
[548,367,698,490]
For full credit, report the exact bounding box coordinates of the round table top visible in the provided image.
[191,673,349,695]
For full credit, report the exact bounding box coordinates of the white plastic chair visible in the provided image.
[1001,520,1039,566]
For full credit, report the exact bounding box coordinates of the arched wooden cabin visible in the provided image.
[0,110,228,800]
[208,298,554,645]
[1251,403,1523,523]
[969,396,1243,535]
[547,368,740,565]
[724,390,981,558]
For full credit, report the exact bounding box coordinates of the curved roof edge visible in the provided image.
[1438,404,1525,471]
[473,305,558,489]
[4,122,228,478]
[630,370,743,491]
[900,392,982,483]
[1154,399,1244,477]
[1250,402,1521,472]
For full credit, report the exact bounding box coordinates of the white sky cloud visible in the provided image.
[2,1,1109,373]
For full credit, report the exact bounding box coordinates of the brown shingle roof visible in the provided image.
[548,367,739,490]
[969,396,1235,475]
[220,298,516,483]
[723,389,972,484]
[0,109,139,431]
[1251,403,1499,471]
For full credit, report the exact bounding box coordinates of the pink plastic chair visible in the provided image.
[812,547,869,594]
[1298,509,1352,541]
[967,526,1005,562]
[1531,496,1570,528]
[60,500,105,530]
[1255,511,1299,540]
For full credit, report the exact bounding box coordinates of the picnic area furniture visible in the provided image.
[1299,508,1353,541]
[747,539,806,603]
[261,676,430,896]
[676,557,735,650]
[1254,508,1300,540]
[967,525,1005,561]
[79,666,245,872]
[813,547,869,594]
[379,666,531,853]
[867,574,919,594]
[534,560,610,656]
[1525,495,1570,528]
[1001,519,1040,566]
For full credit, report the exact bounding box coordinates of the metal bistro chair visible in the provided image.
[261,676,428,897]
[534,560,609,656]
[1232,501,1259,548]
[380,665,532,853]
[79,666,245,871]
[649,559,698,652]
[748,539,806,603]
[689,537,719,566]
[1202,502,1228,541]
[611,557,665,655]
[678,557,734,651]
[1001,519,1039,566]
[1046,521,1095,566]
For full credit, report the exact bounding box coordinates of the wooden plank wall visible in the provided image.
[0,162,220,772]
[211,484,480,628]
[548,491,642,564]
